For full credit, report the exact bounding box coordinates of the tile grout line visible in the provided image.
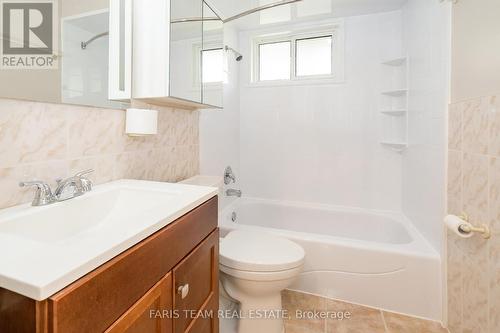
[452,91,500,105]
[486,153,492,332]
[323,293,327,333]
[458,100,465,333]
[380,310,389,333]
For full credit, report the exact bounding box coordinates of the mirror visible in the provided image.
[170,0,223,108]
[170,0,203,104]
[202,2,223,107]
[0,0,130,109]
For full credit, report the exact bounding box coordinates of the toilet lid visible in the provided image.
[220,230,305,272]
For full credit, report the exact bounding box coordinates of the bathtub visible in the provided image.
[219,197,441,321]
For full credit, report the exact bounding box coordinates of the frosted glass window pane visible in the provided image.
[259,41,290,81]
[202,49,223,83]
[296,36,332,77]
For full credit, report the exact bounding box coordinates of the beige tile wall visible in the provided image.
[447,94,500,333]
[0,98,199,209]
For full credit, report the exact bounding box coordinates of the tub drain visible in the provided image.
[231,212,237,222]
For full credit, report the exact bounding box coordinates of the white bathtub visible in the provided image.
[219,197,442,321]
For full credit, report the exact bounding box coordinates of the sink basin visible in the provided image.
[0,179,217,300]
[0,188,176,243]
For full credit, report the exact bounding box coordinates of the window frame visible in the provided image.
[251,22,344,85]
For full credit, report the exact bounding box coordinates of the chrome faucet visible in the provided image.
[226,189,242,198]
[54,169,94,201]
[20,169,94,206]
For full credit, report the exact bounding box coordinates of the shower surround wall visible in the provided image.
[400,0,450,253]
[0,98,199,210]
[199,24,241,209]
[235,1,449,253]
[238,11,404,211]
[200,25,240,182]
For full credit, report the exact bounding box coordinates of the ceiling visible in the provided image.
[206,0,408,30]
[64,11,109,35]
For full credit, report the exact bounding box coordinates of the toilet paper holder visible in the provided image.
[458,213,491,239]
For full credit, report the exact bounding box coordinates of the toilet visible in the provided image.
[219,230,305,333]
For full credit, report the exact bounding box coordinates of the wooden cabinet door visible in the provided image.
[105,273,173,333]
[173,230,219,333]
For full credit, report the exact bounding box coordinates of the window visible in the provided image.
[201,48,224,83]
[259,41,291,81]
[253,23,344,83]
[296,36,332,77]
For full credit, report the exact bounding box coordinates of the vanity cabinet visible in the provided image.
[0,197,219,333]
[132,0,223,109]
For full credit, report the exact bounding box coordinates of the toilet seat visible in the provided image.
[220,230,305,272]
[220,264,303,281]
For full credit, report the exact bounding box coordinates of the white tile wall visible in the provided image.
[237,11,404,210]
[400,0,450,252]
[199,25,241,209]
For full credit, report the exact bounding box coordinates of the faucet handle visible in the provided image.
[75,169,94,178]
[75,169,94,192]
[19,180,48,188]
[19,181,55,206]
[224,166,236,185]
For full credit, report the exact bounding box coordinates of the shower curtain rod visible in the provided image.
[81,32,109,50]
[171,17,221,23]
[171,0,303,24]
[223,0,303,23]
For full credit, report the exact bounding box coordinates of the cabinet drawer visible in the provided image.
[173,230,219,333]
[48,197,217,333]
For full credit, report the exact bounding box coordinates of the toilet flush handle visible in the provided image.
[177,284,190,299]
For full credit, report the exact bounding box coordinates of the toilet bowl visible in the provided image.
[219,230,305,333]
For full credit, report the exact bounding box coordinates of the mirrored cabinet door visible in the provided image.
[109,0,132,102]
[0,0,130,109]
[170,0,203,104]
[201,2,223,108]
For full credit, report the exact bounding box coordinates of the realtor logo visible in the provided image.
[1,0,58,69]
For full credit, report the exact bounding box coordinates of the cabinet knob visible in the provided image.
[177,284,189,299]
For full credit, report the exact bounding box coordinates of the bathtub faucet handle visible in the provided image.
[224,166,236,185]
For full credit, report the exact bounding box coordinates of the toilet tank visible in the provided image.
[179,175,224,209]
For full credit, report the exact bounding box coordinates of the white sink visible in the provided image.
[0,180,217,300]
[0,188,176,243]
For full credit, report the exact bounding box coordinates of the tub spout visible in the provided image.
[226,189,242,197]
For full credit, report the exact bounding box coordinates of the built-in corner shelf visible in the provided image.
[380,141,408,153]
[381,89,407,97]
[381,109,407,116]
[379,55,409,153]
[381,57,407,67]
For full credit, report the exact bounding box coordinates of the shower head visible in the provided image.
[225,45,243,62]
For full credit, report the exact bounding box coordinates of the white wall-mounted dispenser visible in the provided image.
[125,108,158,136]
